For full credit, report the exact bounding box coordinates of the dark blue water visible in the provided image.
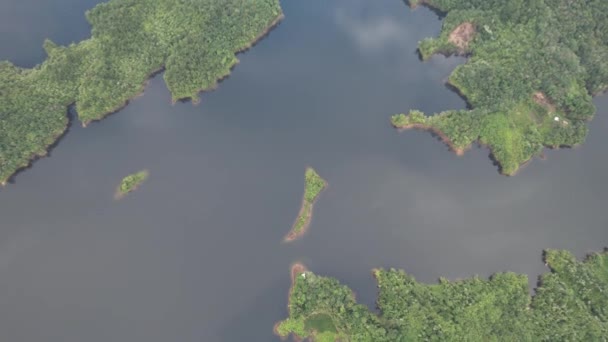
[0,0,607,341]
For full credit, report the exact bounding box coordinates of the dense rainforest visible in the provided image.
[394,0,608,175]
[0,0,283,184]
[276,249,608,341]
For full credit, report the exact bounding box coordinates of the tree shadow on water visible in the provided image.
[5,105,75,185]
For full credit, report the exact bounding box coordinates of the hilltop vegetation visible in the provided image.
[0,0,283,184]
[276,249,608,341]
[284,167,327,242]
[394,0,608,175]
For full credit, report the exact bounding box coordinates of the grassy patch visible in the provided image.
[305,314,338,333]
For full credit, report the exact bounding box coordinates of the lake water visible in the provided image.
[1,0,607,341]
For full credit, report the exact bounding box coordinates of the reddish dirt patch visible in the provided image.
[449,22,475,51]
[290,263,309,283]
[533,92,556,112]
[395,123,467,156]
[283,199,313,243]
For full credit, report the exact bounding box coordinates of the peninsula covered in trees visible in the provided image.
[276,249,608,341]
[0,0,283,185]
[393,0,608,175]
[115,170,149,199]
[284,167,327,242]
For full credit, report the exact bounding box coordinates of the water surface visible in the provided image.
[0,0,607,341]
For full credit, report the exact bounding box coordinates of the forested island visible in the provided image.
[115,170,148,199]
[276,249,608,341]
[0,0,283,185]
[284,167,327,242]
[393,0,608,175]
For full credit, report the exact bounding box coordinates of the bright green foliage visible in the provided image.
[391,110,427,127]
[275,318,306,338]
[304,167,327,203]
[395,0,608,175]
[277,249,608,341]
[286,168,327,240]
[292,202,313,235]
[117,170,148,197]
[0,0,283,184]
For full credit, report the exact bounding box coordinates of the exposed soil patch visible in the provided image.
[283,200,313,243]
[448,22,475,51]
[395,123,468,156]
[533,91,556,112]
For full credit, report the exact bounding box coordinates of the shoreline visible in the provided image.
[82,66,164,127]
[283,178,327,243]
[1,11,285,185]
[1,126,68,186]
[408,0,446,15]
[394,123,467,156]
[275,249,608,340]
[113,169,149,200]
[171,13,285,105]
[1,108,73,186]
[91,12,286,119]
[394,120,580,176]
[273,262,309,341]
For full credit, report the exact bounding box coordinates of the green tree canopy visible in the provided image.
[394,0,608,175]
[0,0,283,184]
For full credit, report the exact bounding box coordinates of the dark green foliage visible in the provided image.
[0,0,283,184]
[397,0,608,175]
[277,249,608,341]
[532,250,608,340]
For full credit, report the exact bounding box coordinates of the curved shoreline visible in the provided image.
[393,119,584,176]
[0,110,72,186]
[393,122,467,156]
[393,122,535,176]
[114,169,149,200]
[86,12,285,122]
[1,10,285,186]
[277,249,608,340]
[401,0,607,176]
[170,13,285,105]
[283,172,327,243]
[81,67,164,128]
[273,263,309,341]
[283,197,316,242]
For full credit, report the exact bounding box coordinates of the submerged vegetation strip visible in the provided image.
[115,170,149,199]
[393,0,608,175]
[276,249,608,341]
[284,167,327,242]
[0,0,283,185]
